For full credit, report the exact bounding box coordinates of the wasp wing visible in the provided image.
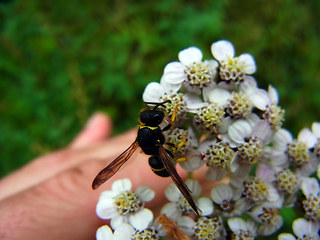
[92,141,139,189]
[159,146,200,216]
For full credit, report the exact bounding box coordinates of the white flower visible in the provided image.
[301,177,320,221]
[96,178,155,230]
[249,198,284,236]
[211,183,248,217]
[142,81,187,122]
[178,216,226,239]
[242,164,280,204]
[311,122,320,159]
[96,225,114,240]
[278,218,320,240]
[112,221,164,240]
[164,127,203,172]
[161,179,213,220]
[222,119,272,178]
[228,217,257,239]
[268,127,317,176]
[199,139,236,181]
[161,46,218,90]
[211,40,256,82]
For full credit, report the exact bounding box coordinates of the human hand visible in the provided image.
[0,113,179,240]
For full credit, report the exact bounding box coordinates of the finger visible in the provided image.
[0,129,137,201]
[69,113,113,149]
[0,153,178,240]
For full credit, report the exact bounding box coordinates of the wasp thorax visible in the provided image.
[193,217,226,240]
[113,191,144,216]
[286,140,310,167]
[140,109,164,126]
[184,61,214,88]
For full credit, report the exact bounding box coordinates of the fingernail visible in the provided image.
[85,113,103,129]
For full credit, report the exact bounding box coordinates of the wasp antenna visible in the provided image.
[144,100,171,110]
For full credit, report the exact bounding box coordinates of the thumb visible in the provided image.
[70,113,112,149]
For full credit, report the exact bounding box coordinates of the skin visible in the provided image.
[0,113,210,240]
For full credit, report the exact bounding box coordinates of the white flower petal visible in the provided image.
[298,128,317,148]
[129,208,153,230]
[228,217,246,233]
[184,93,205,113]
[301,178,319,196]
[256,164,275,182]
[165,183,181,202]
[249,89,271,110]
[267,186,280,202]
[206,59,219,76]
[197,197,214,216]
[204,87,230,106]
[179,155,204,171]
[160,76,181,92]
[142,82,164,103]
[162,61,186,85]
[160,202,181,220]
[111,214,128,230]
[278,233,297,240]
[113,223,135,240]
[135,185,155,202]
[251,120,272,143]
[268,85,279,104]
[206,168,226,181]
[312,122,320,138]
[211,40,235,62]
[228,120,252,144]
[177,216,195,236]
[240,76,258,95]
[186,179,201,198]
[112,178,132,193]
[293,218,312,238]
[178,47,203,66]
[96,225,114,240]
[273,128,293,149]
[238,53,256,74]
[96,197,118,220]
[211,184,233,204]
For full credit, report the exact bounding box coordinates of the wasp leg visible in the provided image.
[162,103,180,132]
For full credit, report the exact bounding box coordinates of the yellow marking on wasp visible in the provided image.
[176,157,187,162]
[151,166,166,172]
[139,125,159,130]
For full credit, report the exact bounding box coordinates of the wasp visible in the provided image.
[92,100,200,216]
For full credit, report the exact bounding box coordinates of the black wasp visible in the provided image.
[92,100,200,216]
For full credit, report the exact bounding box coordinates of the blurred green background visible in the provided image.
[1,0,320,178]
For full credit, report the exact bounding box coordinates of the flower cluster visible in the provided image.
[95,40,320,239]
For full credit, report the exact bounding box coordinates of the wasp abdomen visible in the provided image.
[148,156,170,177]
[136,126,165,155]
